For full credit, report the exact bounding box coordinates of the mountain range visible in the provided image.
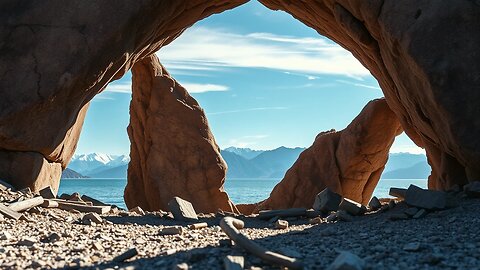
[63,148,431,180]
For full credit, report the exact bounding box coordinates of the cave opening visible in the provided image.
[60,1,427,212]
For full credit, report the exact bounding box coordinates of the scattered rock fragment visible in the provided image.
[0,203,22,220]
[168,197,198,221]
[41,199,59,208]
[339,199,366,216]
[0,179,14,190]
[326,212,337,223]
[368,196,382,211]
[112,247,138,262]
[39,186,56,199]
[258,208,307,220]
[0,231,12,240]
[17,237,36,246]
[175,263,189,270]
[129,206,145,215]
[413,209,428,219]
[160,226,184,235]
[275,219,289,229]
[92,242,103,251]
[389,187,407,199]
[405,185,447,210]
[188,222,208,230]
[41,233,61,243]
[464,181,480,198]
[309,217,322,225]
[388,200,396,209]
[82,213,103,224]
[313,188,342,212]
[224,255,244,270]
[327,251,365,270]
[403,242,421,252]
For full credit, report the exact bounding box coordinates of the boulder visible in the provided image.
[313,188,342,213]
[252,99,401,212]
[125,55,236,213]
[405,185,447,210]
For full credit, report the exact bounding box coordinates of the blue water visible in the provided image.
[58,178,427,210]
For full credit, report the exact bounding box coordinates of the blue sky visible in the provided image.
[76,1,422,155]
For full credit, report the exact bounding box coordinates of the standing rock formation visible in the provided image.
[0,1,479,199]
[248,99,402,211]
[125,54,236,213]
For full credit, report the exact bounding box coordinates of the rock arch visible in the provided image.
[0,1,479,210]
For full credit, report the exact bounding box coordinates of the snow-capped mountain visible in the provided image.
[68,153,130,176]
[223,147,265,160]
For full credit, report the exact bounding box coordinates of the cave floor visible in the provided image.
[0,193,479,270]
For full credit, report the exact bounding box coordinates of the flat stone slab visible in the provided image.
[39,186,56,199]
[405,185,447,210]
[168,197,198,221]
[313,188,342,213]
[389,187,407,199]
[339,198,367,216]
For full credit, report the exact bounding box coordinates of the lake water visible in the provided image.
[58,178,427,210]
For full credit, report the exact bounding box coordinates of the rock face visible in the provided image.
[253,99,401,211]
[125,55,236,213]
[1,1,479,202]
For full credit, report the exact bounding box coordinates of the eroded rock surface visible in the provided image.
[251,99,402,211]
[125,55,236,213]
[1,1,479,197]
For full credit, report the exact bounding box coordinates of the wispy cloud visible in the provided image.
[336,79,381,91]
[208,106,288,116]
[390,146,426,155]
[101,81,229,95]
[182,83,229,93]
[157,27,369,78]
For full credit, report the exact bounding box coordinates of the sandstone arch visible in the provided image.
[0,1,479,209]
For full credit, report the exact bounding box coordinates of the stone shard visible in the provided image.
[39,186,56,199]
[368,196,382,211]
[389,188,407,199]
[327,251,365,270]
[405,185,447,210]
[251,99,401,212]
[274,220,289,229]
[168,197,198,221]
[125,54,236,213]
[313,188,342,213]
[339,199,367,216]
[224,255,244,270]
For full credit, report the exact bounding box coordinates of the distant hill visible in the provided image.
[384,153,427,173]
[223,147,264,160]
[382,161,430,179]
[222,146,305,178]
[90,164,128,178]
[61,168,89,179]
[66,149,430,180]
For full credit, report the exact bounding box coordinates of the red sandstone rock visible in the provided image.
[253,99,401,211]
[125,55,236,213]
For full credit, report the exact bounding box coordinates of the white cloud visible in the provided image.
[157,27,370,78]
[208,106,288,116]
[390,146,426,155]
[182,83,228,93]
[101,82,229,95]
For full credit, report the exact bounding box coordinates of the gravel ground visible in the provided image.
[0,188,479,270]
